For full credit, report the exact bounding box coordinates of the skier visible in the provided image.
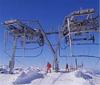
[47,62,52,73]
[65,64,69,72]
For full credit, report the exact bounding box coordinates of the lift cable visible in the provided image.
[61,43,100,49]
[60,55,100,59]
[15,46,44,57]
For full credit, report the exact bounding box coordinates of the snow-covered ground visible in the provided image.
[0,66,100,85]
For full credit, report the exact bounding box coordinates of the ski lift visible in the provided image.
[38,32,44,46]
[88,34,95,43]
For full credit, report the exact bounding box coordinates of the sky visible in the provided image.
[0,0,100,70]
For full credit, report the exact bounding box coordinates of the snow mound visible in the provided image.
[75,70,93,80]
[0,65,9,74]
[14,68,44,84]
[93,70,100,75]
[14,68,23,74]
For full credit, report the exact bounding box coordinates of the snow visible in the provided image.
[0,67,100,85]
[0,65,9,74]
[75,70,92,80]
[14,70,44,84]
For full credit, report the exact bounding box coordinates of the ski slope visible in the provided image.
[0,67,100,85]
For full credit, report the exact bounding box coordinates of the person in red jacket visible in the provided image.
[47,62,52,73]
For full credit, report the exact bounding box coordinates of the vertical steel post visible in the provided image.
[9,36,17,74]
[75,58,78,69]
[67,18,72,57]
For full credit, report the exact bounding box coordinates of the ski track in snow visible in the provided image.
[94,76,100,85]
[51,73,64,85]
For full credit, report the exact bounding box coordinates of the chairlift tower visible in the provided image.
[3,19,59,73]
[3,20,45,73]
[61,8,99,69]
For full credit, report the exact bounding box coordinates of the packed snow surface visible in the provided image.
[14,70,44,84]
[0,67,100,85]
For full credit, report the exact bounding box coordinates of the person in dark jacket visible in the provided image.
[65,64,69,72]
